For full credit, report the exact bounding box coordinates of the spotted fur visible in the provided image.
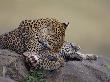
[24,41,97,70]
[23,51,64,70]
[0,18,68,54]
[60,41,98,61]
[0,18,68,70]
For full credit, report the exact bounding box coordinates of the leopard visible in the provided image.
[0,18,69,54]
[24,41,98,70]
[23,51,64,71]
[0,18,69,70]
[59,41,98,61]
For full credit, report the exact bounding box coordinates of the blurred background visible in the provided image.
[0,0,110,57]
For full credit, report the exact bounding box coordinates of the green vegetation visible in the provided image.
[24,69,46,82]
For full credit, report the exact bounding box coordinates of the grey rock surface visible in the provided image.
[0,49,28,82]
[0,49,110,82]
[0,77,17,82]
[45,56,110,82]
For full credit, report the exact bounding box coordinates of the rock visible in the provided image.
[45,56,110,82]
[0,77,17,82]
[0,49,110,82]
[0,49,28,82]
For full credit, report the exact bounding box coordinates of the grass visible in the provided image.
[24,69,46,82]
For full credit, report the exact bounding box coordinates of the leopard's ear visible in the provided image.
[62,22,69,29]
